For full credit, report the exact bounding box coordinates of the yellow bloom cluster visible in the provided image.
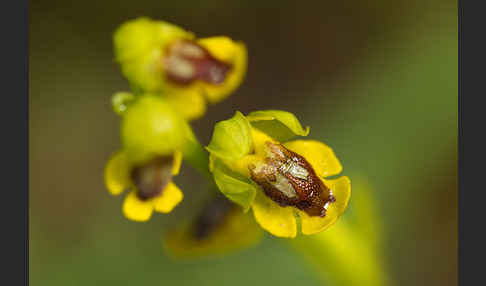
[105,18,248,223]
[104,17,350,249]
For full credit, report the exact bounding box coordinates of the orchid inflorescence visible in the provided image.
[104,17,351,256]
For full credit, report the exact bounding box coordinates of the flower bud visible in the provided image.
[121,95,186,164]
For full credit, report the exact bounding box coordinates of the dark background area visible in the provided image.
[30,0,457,285]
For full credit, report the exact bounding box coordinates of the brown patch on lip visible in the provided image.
[130,155,174,201]
[249,142,335,217]
[192,195,235,241]
[164,40,232,86]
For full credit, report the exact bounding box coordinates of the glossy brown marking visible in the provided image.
[164,40,232,86]
[192,195,235,241]
[130,155,174,201]
[249,142,335,217]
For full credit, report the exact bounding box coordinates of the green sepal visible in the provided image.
[247,110,309,142]
[212,159,256,212]
[113,17,194,92]
[113,17,192,63]
[121,95,186,164]
[112,92,135,115]
[206,111,253,161]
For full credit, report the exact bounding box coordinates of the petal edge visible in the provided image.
[284,140,343,178]
[299,176,351,235]
[104,151,131,196]
[122,191,154,222]
[153,182,184,213]
[251,190,297,238]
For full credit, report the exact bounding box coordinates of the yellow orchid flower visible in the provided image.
[104,95,188,221]
[206,110,351,238]
[113,17,247,120]
[105,151,183,222]
[163,194,262,258]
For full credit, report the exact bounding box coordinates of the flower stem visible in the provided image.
[181,122,212,180]
[287,220,389,286]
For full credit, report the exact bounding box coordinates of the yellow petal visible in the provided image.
[104,151,131,196]
[171,151,182,176]
[164,89,207,121]
[251,127,277,156]
[220,154,260,178]
[300,176,351,235]
[284,140,342,178]
[122,191,154,222]
[153,182,183,213]
[251,190,297,238]
[197,37,247,103]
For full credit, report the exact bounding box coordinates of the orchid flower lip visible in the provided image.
[164,39,233,86]
[130,154,175,201]
[191,195,235,241]
[249,142,336,217]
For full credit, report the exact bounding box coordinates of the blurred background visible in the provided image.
[30,0,457,285]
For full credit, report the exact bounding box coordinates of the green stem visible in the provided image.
[181,122,212,180]
[287,220,389,286]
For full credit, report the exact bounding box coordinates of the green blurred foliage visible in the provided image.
[30,0,457,285]
[290,177,388,286]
